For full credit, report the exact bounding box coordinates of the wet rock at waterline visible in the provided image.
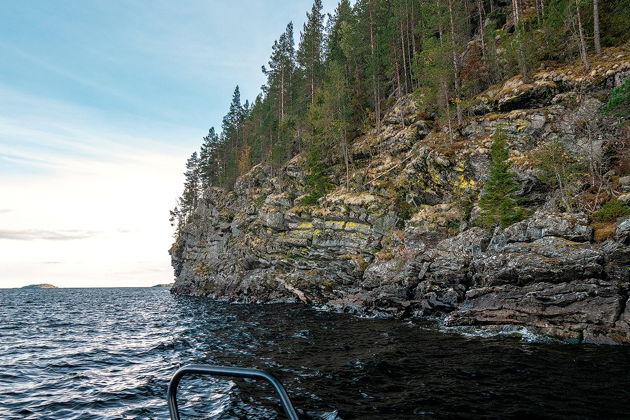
[171,53,630,344]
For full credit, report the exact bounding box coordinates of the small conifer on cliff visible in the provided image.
[478,129,524,228]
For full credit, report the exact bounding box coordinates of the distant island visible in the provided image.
[22,284,58,289]
[152,283,173,288]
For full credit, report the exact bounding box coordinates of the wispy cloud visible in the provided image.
[0,0,335,288]
[0,229,98,241]
[0,83,199,176]
[0,40,136,106]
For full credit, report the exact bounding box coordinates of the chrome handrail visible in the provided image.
[167,364,299,420]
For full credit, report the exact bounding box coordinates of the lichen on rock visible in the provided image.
[171,50,630,344]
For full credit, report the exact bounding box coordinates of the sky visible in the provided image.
[0,0,336,288]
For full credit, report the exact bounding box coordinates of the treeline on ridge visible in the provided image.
[171,0,629,228]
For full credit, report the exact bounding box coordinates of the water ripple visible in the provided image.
[1,288,629,419]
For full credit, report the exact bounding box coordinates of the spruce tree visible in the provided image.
[222,85,243,138]
[297,0,325,106]
[179,152,201,219]
[199,127,220,187]
[478,130,524,228]
[263,23,295,122]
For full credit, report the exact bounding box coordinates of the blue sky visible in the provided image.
[0,0,336,287]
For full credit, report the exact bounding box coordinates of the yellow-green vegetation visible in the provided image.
[253,194,267,208]
[374,249,393,261]
[341,254,368,272]
[532,140,584,212]
[296,221,314,230]
[592,222,617,242]
[321,280,334,292]
[592,198,630,222]
[603,78,630,119]
[193,262,212,277]
[324,220,345,229]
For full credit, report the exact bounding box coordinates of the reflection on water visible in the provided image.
[1,288,629,419]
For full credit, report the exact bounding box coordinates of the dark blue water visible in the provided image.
[1,288,629,419]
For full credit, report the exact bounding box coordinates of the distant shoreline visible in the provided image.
[21,284,58,289]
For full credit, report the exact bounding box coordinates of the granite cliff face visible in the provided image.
[171,48,630,344]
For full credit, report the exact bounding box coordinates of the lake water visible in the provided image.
[1,287,629,419]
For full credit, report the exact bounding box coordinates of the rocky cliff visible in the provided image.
[171,46,630,344]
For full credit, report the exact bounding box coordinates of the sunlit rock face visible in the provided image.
[171,52,630,344]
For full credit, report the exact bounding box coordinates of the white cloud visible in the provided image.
[0,88,194,288]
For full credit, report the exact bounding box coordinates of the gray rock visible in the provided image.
[619,176,630,187]
[474,237,602,286]
[169,67,630,343]
[445,280,628,343]
[502,212,592,243]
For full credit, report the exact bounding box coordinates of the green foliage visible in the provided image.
[603,78,630,118]
[393,189,414,227]
[533,139,584,211]
[507,21,536,78]
[173,0,630,225]
[478,130,524,228]
[297,0,325,108]
[300,159,331,206]
[600,0,630,46]
[199,127,220,186]
[592,199,630,222]
[536,0,577,62]
[171,152,202,229]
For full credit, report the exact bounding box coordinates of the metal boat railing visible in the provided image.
[167,364,299,420]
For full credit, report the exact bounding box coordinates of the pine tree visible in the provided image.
[170,0,630,207]
[199,127,220,186]
[297,0,325,106]
[222,85,243,138]
[305,61,351,191]
[263,23,295,122]
[478,130,524,228]
[179,152,201,220]
[413,0,456,139]
[355,0,387,128]
[217,86,246,186]
[326,0,353,65]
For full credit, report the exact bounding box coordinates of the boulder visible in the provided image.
[474,237,602,286]
[445,280,627,343]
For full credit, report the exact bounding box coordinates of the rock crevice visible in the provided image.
[171,52,630,344]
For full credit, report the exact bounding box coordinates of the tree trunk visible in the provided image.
[395,59,402,98]
[369,5,381,129]
[410,0,417,89]
[400,21,408,95]
[444,80,454,143]
[438,21,454,142]
[476,0,486,59]
[593,0,601,54]
[512,0,520,24]
[405,0,413,90]
[575,0,590,71]
[280,67,285,120]
[343,130,350,191]
[447,0,463,126]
